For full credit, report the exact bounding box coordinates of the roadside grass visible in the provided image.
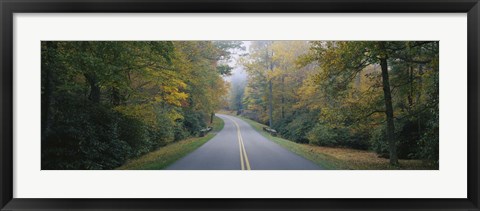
[238,116,437,170]
[117,116,224,170]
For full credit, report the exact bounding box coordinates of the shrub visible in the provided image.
[182,110,207,136]
[415,108,439,161]
[307,123,339,147]
[307,122,370,149]
[369,125,390,158]
[341,128,370,150]
[118,115,151,157]
[369,117,432,160]
[42,103,132,170]
[274,110,318,143]
[151,113,175,147]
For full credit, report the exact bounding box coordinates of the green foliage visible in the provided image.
[307,123,370,149]
[41,41,234,169]
[118,115,151,157]
[370,109,438,160]
[42,102,132,170]
[273,110,318,143]
[415,106,439,161]
[236,41,439,164]
[307,123,339,147]
[181,110,208,137]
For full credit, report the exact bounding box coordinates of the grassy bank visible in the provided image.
[238,116,437,170]
[118,116,224,170]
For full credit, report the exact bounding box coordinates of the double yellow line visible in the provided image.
[226,116,251,170]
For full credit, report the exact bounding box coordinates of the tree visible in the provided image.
[305,41,438,165]
[242,41,275,126]
[41,41,231,169]
[236,40,439,165]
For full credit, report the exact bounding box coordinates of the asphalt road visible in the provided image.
[166,114,323,170]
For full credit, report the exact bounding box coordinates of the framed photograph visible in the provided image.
[1,0,479,210]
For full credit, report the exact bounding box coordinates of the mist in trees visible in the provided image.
[41,41,242,169]
[229,41,439,165]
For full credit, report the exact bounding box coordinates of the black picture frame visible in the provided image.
[1,0,479,210]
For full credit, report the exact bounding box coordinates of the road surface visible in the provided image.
[167,114,323,170]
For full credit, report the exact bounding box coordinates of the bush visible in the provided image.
[42,103,132,170]
[369,117,433,160]
[41,98,214,170]
[416,128,439,161]
[151,111,175,147]
[182,110,207,136]
[174,125,191,141]
[118,115,152,157]
[272,115,294,140]
[341,129,370,150]
[307,123,339,147]
[307,122,370,149]
[274,110,318,143]
[396,119,422,159]
[369,126,390,158]
[415,108,439,161]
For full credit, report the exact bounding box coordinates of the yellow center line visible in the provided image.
[237,127,245,170]
[239,133,251,170]
[225,116,251,170]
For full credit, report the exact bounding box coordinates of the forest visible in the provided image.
[42,40,439,170]
[229,41,439,166]
[41,41,242,169]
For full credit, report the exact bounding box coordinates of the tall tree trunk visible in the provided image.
[408,65,413,108]
[110,87,121,106]
[417,64,424,133]
[85,74,101,103]
[281,75,285,119]
[266,42,274,128]
[42,42,56,141]
[268,79,273,127]
[380,55,399,165]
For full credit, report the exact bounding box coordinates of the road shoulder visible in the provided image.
[238,116,437,170]
[117,116,224,170]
